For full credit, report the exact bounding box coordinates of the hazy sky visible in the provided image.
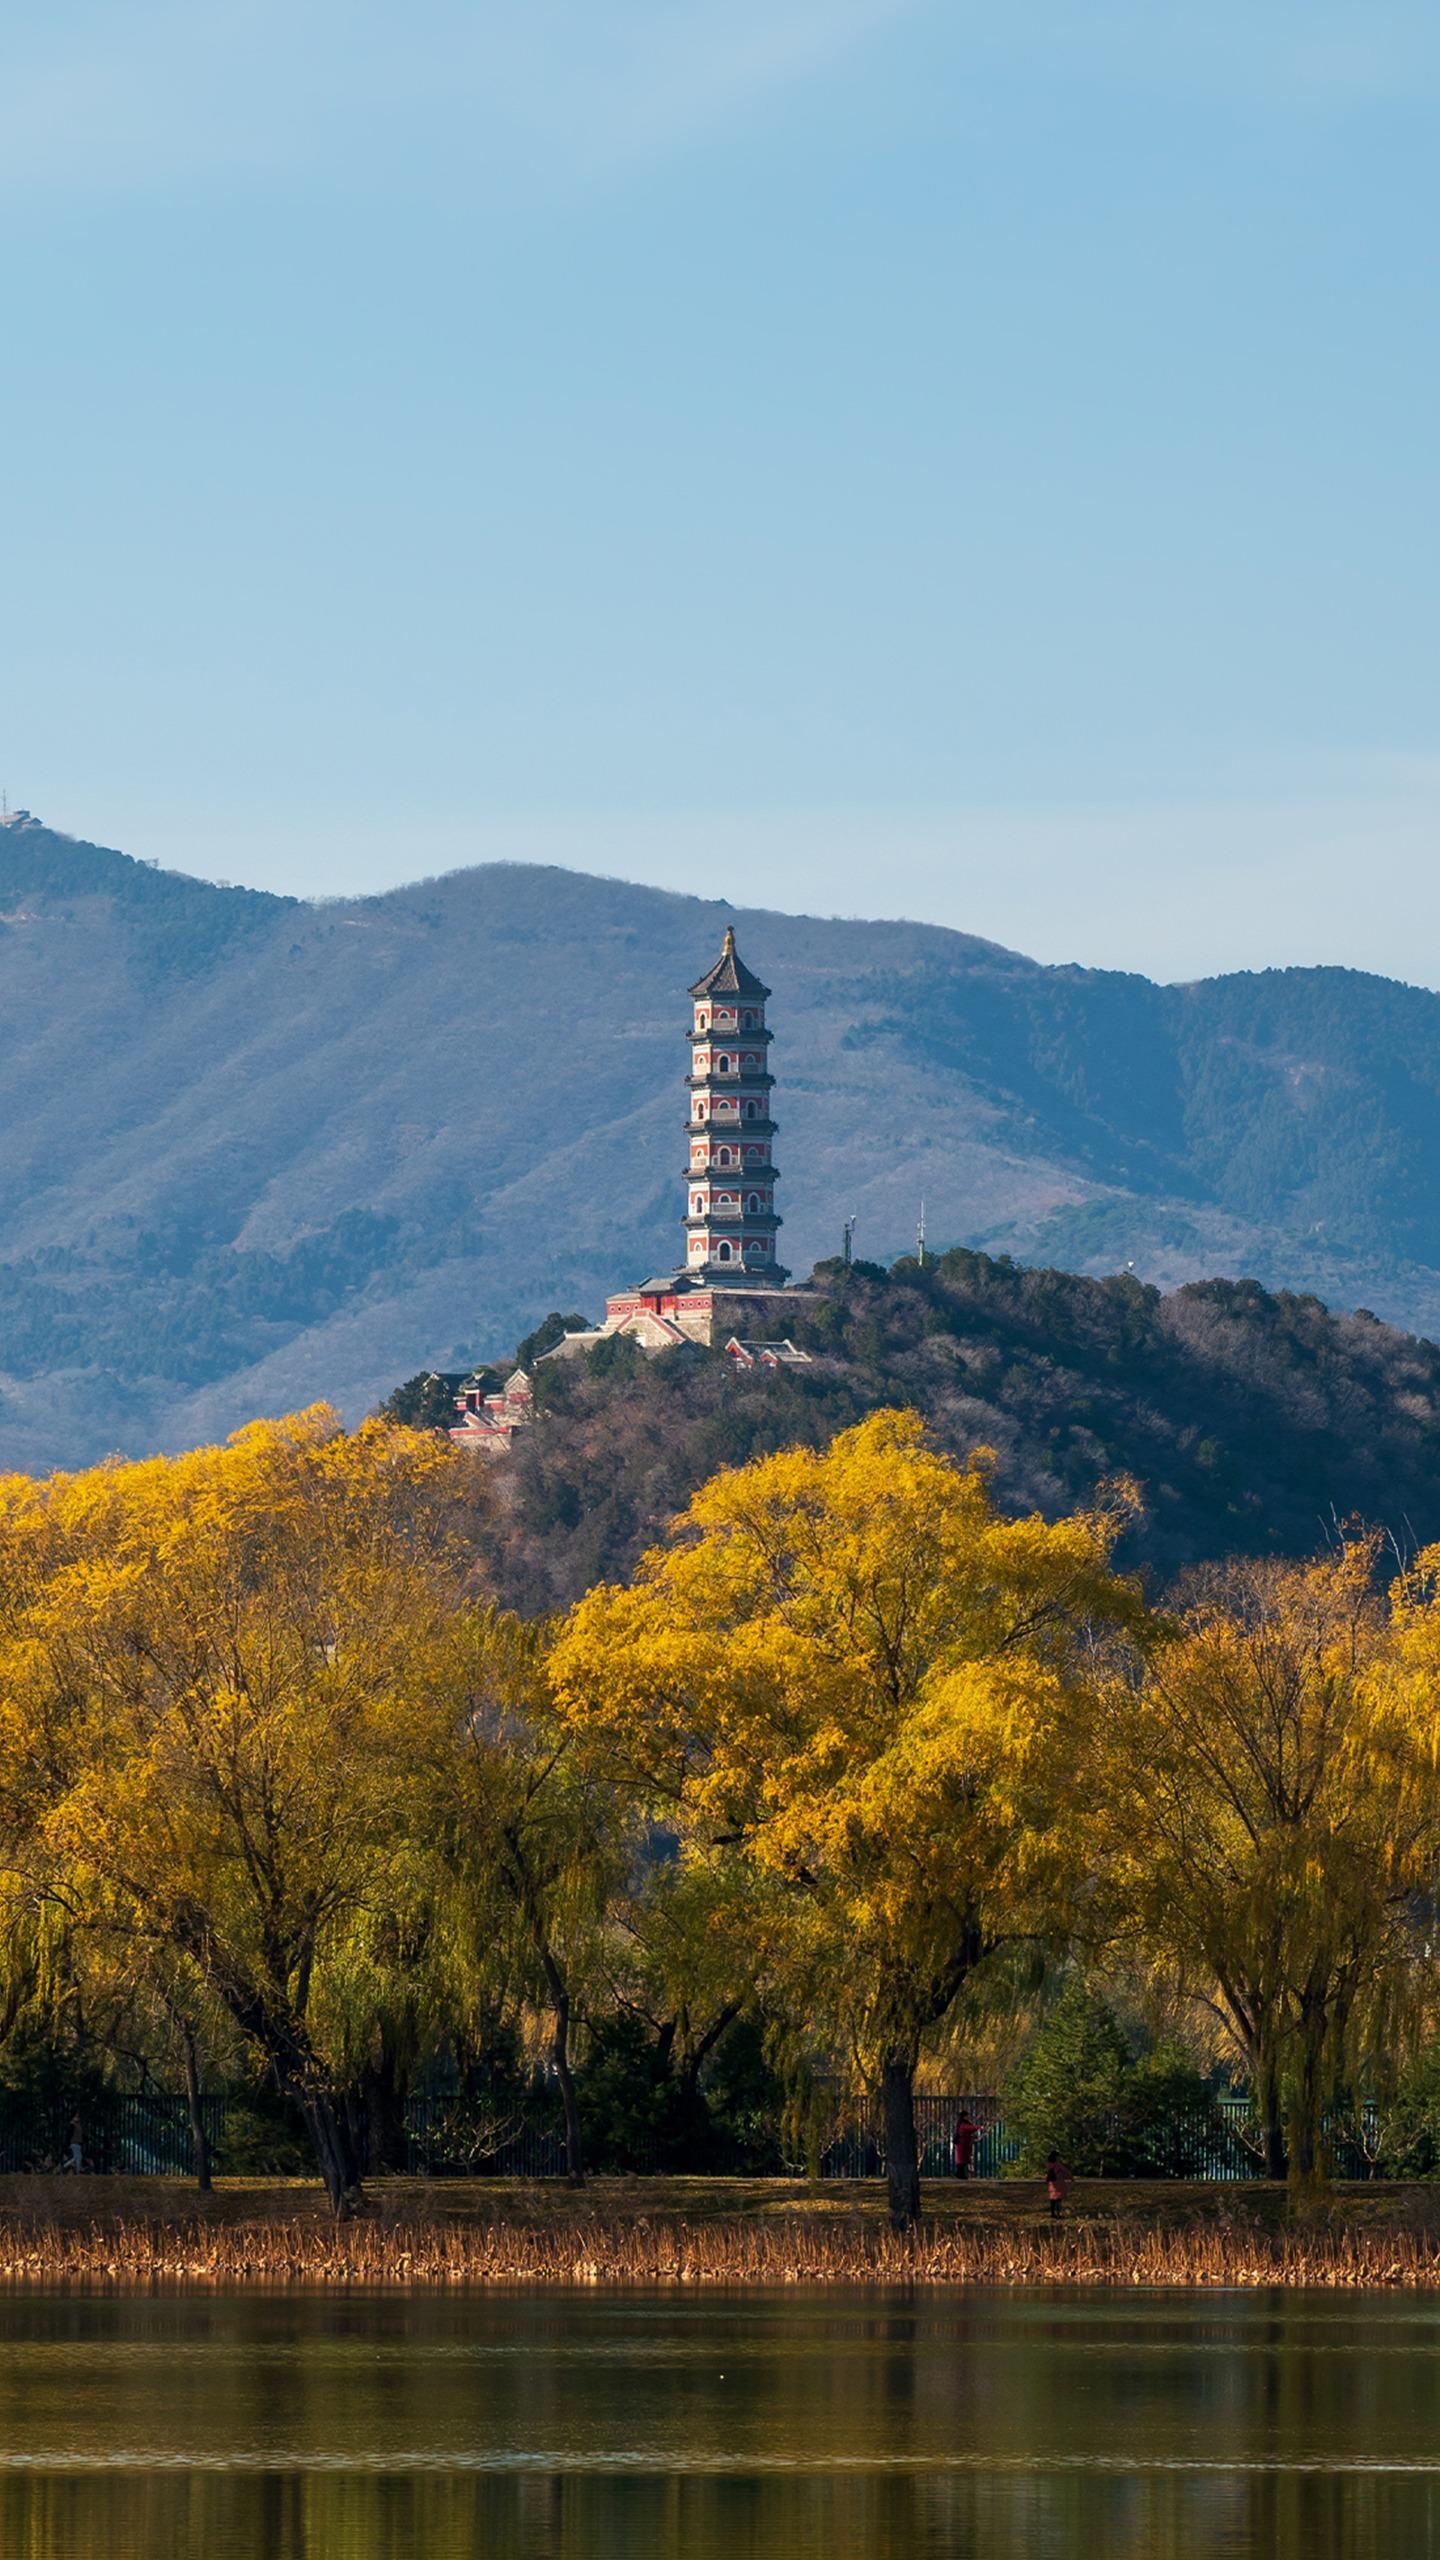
[4,0,1439,985]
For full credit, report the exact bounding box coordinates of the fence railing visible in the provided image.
[815,2093,1384,2183]
[818,2093,1019,2181]
[0,2093,223,2178]
[405,2093,574,2180]
[0,2088,1389,2181]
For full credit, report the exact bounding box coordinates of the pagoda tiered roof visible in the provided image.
[687,925,770,1003]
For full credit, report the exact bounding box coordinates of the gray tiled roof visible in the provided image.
[688,926,770,1002]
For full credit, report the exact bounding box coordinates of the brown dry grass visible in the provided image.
[3,2175,1440,2288]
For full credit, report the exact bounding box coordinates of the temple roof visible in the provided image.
[688,925,771,1002]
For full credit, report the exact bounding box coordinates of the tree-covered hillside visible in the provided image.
[871,956,1440,1275]
[8,811,1440,1470]
[466,1253,1440,1611]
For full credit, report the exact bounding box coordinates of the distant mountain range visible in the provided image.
[4,810,1440,1472]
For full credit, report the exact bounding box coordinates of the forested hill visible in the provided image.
[467,1253,1440,1611]
[8,810,1440,1469]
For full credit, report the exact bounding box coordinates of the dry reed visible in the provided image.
[0,2211,1438,2291]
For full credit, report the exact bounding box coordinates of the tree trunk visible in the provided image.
[505,1829,585,2188]
[179,2018,212,2194]
[678,2002,741,2106]
[544,1957,585,2188]
[1254,2051,1287,2181]
[298,2087,366,2218]
[349,2054,410,2176]
[882,2055,921,2231]
[1287,2102,1319,2192]
[1287,1999,1331,2199]
[167,1929,366,2218]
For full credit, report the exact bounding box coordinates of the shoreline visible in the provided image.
[2,2178,1440,2290]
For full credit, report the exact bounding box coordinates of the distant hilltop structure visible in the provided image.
[680,924,787,1284]
[450,926,810,1451]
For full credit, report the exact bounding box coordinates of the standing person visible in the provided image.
[63,2116,84,2174]
[1045,2151,1072,2220]
[952,2110,980,2180]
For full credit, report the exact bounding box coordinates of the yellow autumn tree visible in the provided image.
[549,1409,1140,2226]
[0,1407,472,2214]
[1095,1546,1434,2187]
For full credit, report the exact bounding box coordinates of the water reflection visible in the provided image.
[0,2292,1436,2557]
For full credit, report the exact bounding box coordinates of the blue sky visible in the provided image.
[4,0,1439,983]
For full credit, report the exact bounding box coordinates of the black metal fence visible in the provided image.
[0,2092,224,2178]
[818,2093,1019,2180]
[405,2093,576,2179]
[815,2093,1384,2184]
[402,2087,1342,2183]
[0,2087,1389,2181]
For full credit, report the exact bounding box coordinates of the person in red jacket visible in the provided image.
[952,2110,980,2179]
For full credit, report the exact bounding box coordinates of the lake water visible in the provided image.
[0,2289,1436,2557]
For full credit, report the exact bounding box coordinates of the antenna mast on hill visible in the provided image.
[842,1216,855,1267]
[917,1200,927,1267]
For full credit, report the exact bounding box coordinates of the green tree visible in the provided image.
[1000,1980,1128,2173]
[515,1312,592,1369]
[375,1371,472,1431]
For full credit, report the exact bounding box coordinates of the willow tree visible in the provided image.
[437,1605,645,2187]
[1096,1546,1431,2187]
[549,1409,1139,2227]
[0,1408,471,2215]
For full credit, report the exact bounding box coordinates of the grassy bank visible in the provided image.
[3,2175,1440,2288]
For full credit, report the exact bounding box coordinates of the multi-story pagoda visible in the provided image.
[682,926,788,1285]
[560,925,808,1355]
[450,925,809,1437]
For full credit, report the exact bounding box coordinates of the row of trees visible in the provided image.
[0,1403,1437,2224]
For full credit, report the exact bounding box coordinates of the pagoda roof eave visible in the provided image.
[687,925,771,1002]
[686,1115,776,1135]
[685,1071,774,1091]
[684,1205,783,1227]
